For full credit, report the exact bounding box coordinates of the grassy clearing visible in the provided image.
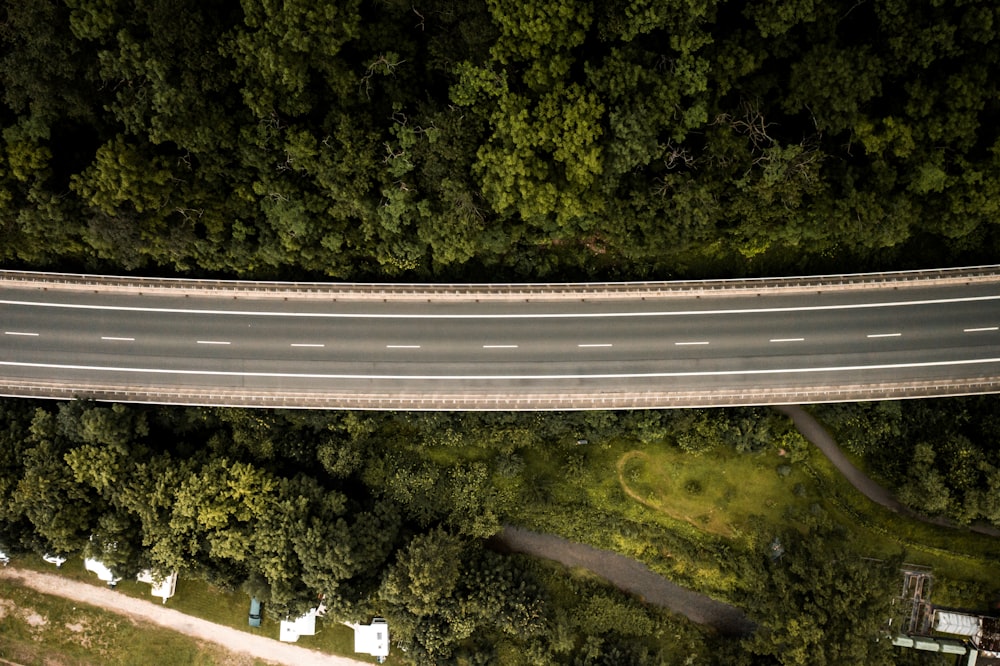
[10,554,397,665]
[509,432,1000,609]
[0,577,270,666]
[616,447,812,537]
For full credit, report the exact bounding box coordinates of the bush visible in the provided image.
[684,479,704,495]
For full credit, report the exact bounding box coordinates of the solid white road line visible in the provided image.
[964,326,998,332]
[770,338,805,342]
[675,341,710,346]
[101,336,135,341]
[4,356,1000,380]
[290,343,325,347]
[4,331,38,336]
[867,333,902,338]
[3,293,1000,319]
[196,340,231,345]
[577,343,613,348]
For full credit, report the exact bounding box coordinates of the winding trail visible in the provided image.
[774,405,1000,537]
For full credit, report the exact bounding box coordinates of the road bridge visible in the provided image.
[2,267,999,409]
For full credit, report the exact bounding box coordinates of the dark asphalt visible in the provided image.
[3,277,1000,406]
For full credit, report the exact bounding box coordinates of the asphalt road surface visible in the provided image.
[2,273,1000,408]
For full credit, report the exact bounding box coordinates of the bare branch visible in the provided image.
[359,54,407,99]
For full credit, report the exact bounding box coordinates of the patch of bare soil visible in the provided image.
[21,610,47,628]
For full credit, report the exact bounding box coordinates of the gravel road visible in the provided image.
[0,567,368,666]
[496,526,756,636]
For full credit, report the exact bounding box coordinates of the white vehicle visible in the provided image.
[0,550,9,566]
[84,558,122,587]
[43,553,67,567]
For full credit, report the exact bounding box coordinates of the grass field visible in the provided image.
[0,576,271,666]
[7,554,397,665]
[615,447,813,537]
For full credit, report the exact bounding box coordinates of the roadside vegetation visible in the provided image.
[1,398,997,665]
[816,398,1000,528]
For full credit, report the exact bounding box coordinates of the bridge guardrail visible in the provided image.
[2,376,999,410]
[1,265,1000,301]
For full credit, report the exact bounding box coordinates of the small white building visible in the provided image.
[83,558,122,586]
[349,618,390,662]
[279,608,318,643]
[136,569,178,603]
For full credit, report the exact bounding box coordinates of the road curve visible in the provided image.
[2,267,1000,409]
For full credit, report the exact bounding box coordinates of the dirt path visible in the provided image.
[496,526,755,636]
[0,566,369,666]
[774,405,1000,537]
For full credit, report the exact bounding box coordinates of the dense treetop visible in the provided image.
[2,0,998,279]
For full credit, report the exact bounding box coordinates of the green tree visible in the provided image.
[485,0,591,90]
[222,0,360,119]
[380,529,472,660]
[742,524,899,666]
[168,458,277,564]
[11,437,98,554]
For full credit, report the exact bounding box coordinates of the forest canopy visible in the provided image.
[2,0,999,280]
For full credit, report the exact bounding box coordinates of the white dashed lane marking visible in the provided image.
[101,336,135,341]
[867,333,902,338]
[196,340,231,345]
[770,338,804,343]
[964,327,998,333]
[4,331,38,336]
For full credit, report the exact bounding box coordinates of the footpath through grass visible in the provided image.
[6,555,397,666]
[0,575,269,666]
